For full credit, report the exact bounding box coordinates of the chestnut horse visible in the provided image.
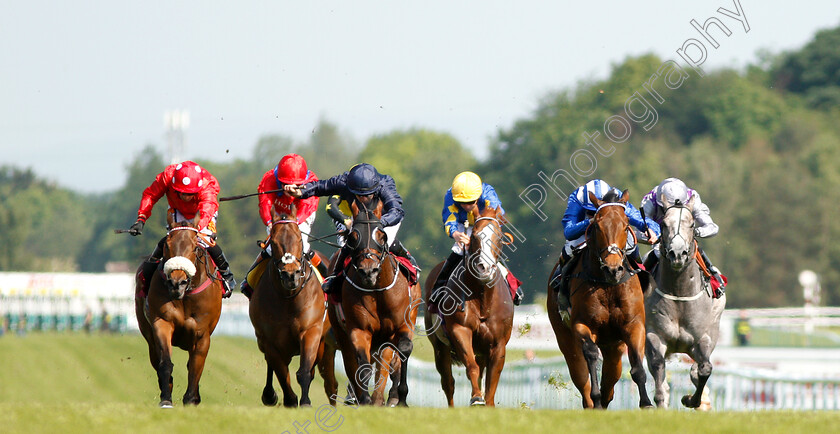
[334,197,417,406]
[135,213,223,407]
[249,206,337,407]
[546,190,653,409]
[424,205,514,407]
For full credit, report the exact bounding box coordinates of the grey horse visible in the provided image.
[643,196,726,409]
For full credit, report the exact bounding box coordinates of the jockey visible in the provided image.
[130,161,236,298]
[640,177,726,297]
[239,154,325,299]
[549,179,660,317]
[285,163,419,293]
[433,171,524,305]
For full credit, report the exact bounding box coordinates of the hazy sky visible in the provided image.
[2,1,838,193]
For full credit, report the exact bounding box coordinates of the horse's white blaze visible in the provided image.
[281,252,295,264]
[476,224,499,274]
[163,256,196,278]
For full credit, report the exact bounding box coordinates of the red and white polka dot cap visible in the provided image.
[172,161,205,193]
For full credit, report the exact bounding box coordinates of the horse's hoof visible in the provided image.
[469,397,486,407]
[681,395,698,408]
[344,397,358,406]
[159,400,173,409]
[261,388,278,406]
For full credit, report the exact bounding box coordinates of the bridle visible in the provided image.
[662,200,695,253]
[588,202,631,269]
[164,225,216,295]
[269,218,313,297]
[345,205,398,292]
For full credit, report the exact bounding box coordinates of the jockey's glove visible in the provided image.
[130,220,145,236]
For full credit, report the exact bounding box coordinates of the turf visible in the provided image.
[2,333,840,433]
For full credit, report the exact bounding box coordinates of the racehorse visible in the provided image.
[424,205,514,407]
[334,197,417,406]
[644,196,726,409]
[135,212,224,407]
[249,206,335,407]
[546,190,653,409]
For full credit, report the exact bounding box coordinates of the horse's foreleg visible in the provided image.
[624,323,653,408]
[599,345,623,409]
[483,343,506,408]
[552,319,593,408]
[371,347,392,406]
[262,365,279,406]
[574,323,603,409]
[273,353,298,408]
[348,329,373,405]
[297,327,322,407]
[449,325,483,406]
[645,332,669,408]
[683,335,714,409]
[316,338,338,406]
[183,335,210,406]
[430,336,456,407]
[395,332,413,407]
[152,321,175,408]
[386,358,401,407]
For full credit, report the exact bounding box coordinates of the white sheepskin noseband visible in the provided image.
[164,256,196,278]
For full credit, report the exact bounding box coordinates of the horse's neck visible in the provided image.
[658,255,703,296]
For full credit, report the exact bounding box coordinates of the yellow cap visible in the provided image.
[452,171,482,202]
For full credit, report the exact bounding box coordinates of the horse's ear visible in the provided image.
[289,202,298,220]
[350,201,360,219]
[270,205,280,222]
[589,191,603,208]
[686,194,696,211]
[190,214,200,228]
[619,189,629,204]
[493,206,503,219]
[166,210,175,228]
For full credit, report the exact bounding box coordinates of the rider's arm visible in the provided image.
[196,174,220,230]
[326,195,351,226]
[562,194,590,240]
[691,192,719,238]
[257,170,277,226]
[137,167,172,222]
[378,175,405,227]
[299,172,347,199]
[442,191,460,237]
[481,184,505,215]
[626,202,660,238]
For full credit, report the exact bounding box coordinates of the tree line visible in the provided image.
[5,25,840,308]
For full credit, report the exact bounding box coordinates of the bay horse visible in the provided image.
[249,206,336,407]
[546,190,653,409]
[335,197,417,406]
[135,212,223,407]
[423,205,514,407]
[644,196,726,408]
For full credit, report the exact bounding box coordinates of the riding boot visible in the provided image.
[643,249,660,275]
[627,245,644,272]
[138,237,166,293]
[323,246,351,294]
[548,250,570,292]
[389,239,421,272]
[433,251,462,290]
[207,244,236,298]
[698,244,726,296]
[556,252,582,322]
[240,250,270,299]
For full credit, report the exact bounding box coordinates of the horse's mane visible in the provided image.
[601,189,622,204]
